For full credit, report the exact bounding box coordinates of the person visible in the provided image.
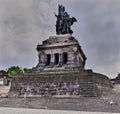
[109,100,113,105]
[58,4,65,18]
[54,12,63,34]
[63,12,70,34]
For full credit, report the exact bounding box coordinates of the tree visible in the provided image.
[7,66,24,77]
[7,66,30,77]
[116,72,120,79]
[23,68,29,73]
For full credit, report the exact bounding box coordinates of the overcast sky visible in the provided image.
[0,0,120,78]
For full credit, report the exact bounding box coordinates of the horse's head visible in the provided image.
[70,17,77,25]
[72,17,77,22]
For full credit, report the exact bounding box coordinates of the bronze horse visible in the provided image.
[55,5,77,35]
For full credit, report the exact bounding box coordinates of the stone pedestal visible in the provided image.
[35,35,86,72]
[8,35,112,98]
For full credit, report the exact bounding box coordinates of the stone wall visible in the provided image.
[8,70,112,97]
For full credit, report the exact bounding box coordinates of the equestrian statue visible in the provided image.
[54,5,77,35]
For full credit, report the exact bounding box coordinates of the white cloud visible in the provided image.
[0,0,120,78]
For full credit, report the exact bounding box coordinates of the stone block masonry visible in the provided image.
[35,35,86,73]
[8,70,112,97]
[8,35,112,98]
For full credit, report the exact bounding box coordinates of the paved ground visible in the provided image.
[0,95,120,113]
[0,108,119,114]
[0,85,120,113]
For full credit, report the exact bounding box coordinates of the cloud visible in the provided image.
[76,0,120,77]
[0,0,120,78]
[0,0,55,69]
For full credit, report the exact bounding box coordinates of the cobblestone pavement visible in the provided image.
[0,108,119,114]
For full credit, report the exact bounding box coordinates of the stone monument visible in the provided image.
[8,5,112,98]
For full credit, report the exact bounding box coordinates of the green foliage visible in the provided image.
[117,73,120,77]
[7,66,29,77]
[118,73,120,77]
[7,66,23,77]
[116,72,120,79]
[23,68,29,73]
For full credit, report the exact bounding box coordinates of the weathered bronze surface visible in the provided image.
[54,5,77,35]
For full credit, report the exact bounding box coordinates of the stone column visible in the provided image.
[50,50,55,66]
[51,54,53,62]
[59,53,62,65]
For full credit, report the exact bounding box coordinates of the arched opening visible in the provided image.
[63,53,68,64]
[46,54,51,65]
[54,53,59,65]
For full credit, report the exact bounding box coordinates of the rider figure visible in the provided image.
[63,12,70,33]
